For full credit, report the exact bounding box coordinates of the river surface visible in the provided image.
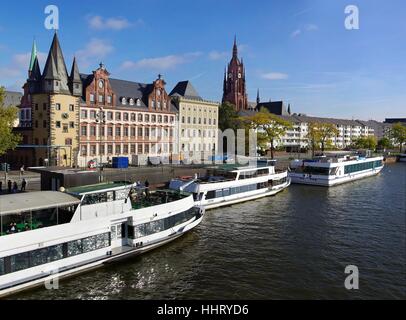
[13,163,406,299]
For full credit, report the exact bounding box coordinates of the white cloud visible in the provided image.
[121,52,202,70]
[88,15,142,31]
[305,24,318,31]
[261,72,289,80]
[290,24,318,38]
[76,38,114,68]
[290,29,302,38]
[0,51,46,79]
[208,50,228,60]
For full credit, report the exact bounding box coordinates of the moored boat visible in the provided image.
[169,159,290,210]
[288,154,384,186]
[0,181,203,297]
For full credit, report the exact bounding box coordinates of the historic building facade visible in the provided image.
[78,67,176,167]
[170,81,219,162]
[222,37,248,112]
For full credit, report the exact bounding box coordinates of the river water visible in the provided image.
[13,163,406,299]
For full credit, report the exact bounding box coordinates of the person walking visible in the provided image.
[21,178,27,192]
[7,180,12,193]
[12,181,18,193]
[20,165,25,176]
[145,180,150,197]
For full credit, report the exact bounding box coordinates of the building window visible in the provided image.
[107,96,112,104]
[151,115,156,122]
[55,104,61,111]
[35,104,38,110]
[107,145,113,154]
[158,115,162,123]
[69,104,74,111]
[170,116,174,123]
[193,117,196,124]
[63,124,69,133]
[124,127,129,137]
[99,95,104,103]
[138,144,143,154]
[129,98,134,106]
[121,98,127,105]
[144,144,150,153]
[70,122,75,128]
[90,145,96,156]
[65,138,72,146]
[138,114,143,122]
[131,113,136,121]
[115,145,121,155]
[131,127,136,137]
[123,144,129,154]
[213,119,217,125]
[116,112,121,121]
[56,121,61,128]
[90,126,96,136]
[124,113,129,121]
[157,102,161,109]
[145,128,150,138]
[90,94,95,102]
[187,117,191,124]
[107,127,113,137]
[151,100,155,108]
[43,120,47,128]
[90,110,96,119]
[81,126,87,136]
[81,110,87,119]
[43,103,47,110]
[81,145,87,156]
[182,116,185,123]
[138,128,143,138]
[116,127,121,137]
[107,112,113,121]
[136,99,141,107]
[100,145,105,155]
[164,116,168,123]
[145,114,149,122]
[131,144,136,153]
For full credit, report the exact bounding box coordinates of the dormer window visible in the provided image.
[90,94,95,102]
[136,99,141,107]
[107,95,112,104]
[129,98,134,105]
[121,97,127,105]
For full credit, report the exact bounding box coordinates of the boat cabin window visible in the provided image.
[302,166,331,175]
[344,160,382,174]
[0,204,78,237]
[81,191,116,206]
[239,168,269,179]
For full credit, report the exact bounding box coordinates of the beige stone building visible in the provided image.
[170,81,219,162]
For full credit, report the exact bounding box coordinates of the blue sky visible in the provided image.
[0,0,405,121]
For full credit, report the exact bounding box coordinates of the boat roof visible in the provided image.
[66,181,134,195]
[0,191,81,215]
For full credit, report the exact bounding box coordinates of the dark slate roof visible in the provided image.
[291,115,360,126]
[3,91,22,107]
[169,81,202,100]
[80,74,153,108]
[256,101,289,116]
[69,57,81,83]
[384,118,406,124]
[42,33,70,93]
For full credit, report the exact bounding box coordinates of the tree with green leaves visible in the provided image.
[377,137,392,150]
[0,87,21,156]
[353,136,377,151]
[306,122,339,156]
[218,101,243,132]
[391,122,406,153]
[242,107,292,159]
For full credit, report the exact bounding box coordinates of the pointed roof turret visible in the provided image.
[30,56,42,81]
[42,32,70,92]
[256,89,260,104]
[287,103,291,115]
[29,39,37,75]
[69,57,81,83]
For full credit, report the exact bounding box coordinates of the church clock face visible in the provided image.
[98,80,104,89]
[238,73,242,78]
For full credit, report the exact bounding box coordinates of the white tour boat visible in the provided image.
[169,159,291,210]
[0,181,204,297]
[288,154,384,186]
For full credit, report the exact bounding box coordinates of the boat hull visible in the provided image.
[201,179,290,210]
[289,166,383,186]
[0,213,203,299]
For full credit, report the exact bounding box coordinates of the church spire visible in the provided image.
[287,103,291,115]
[256,89,260,104]
[233,35,238,58]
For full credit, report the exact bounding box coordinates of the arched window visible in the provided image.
[129,98,134,105]
[136,99,141,107]
[121,97,127,105]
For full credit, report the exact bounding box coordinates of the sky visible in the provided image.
[0,0,405,121]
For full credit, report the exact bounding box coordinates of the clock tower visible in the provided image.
[222,37,248,112]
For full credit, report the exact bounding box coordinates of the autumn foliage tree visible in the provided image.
[307,122,339,156]
[391,122,406,153]
[242,108,292,159]
[0,87,21,156]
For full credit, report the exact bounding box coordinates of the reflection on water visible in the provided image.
[12,164,406,300]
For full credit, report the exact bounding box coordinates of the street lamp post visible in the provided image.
[95,106,106,182]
